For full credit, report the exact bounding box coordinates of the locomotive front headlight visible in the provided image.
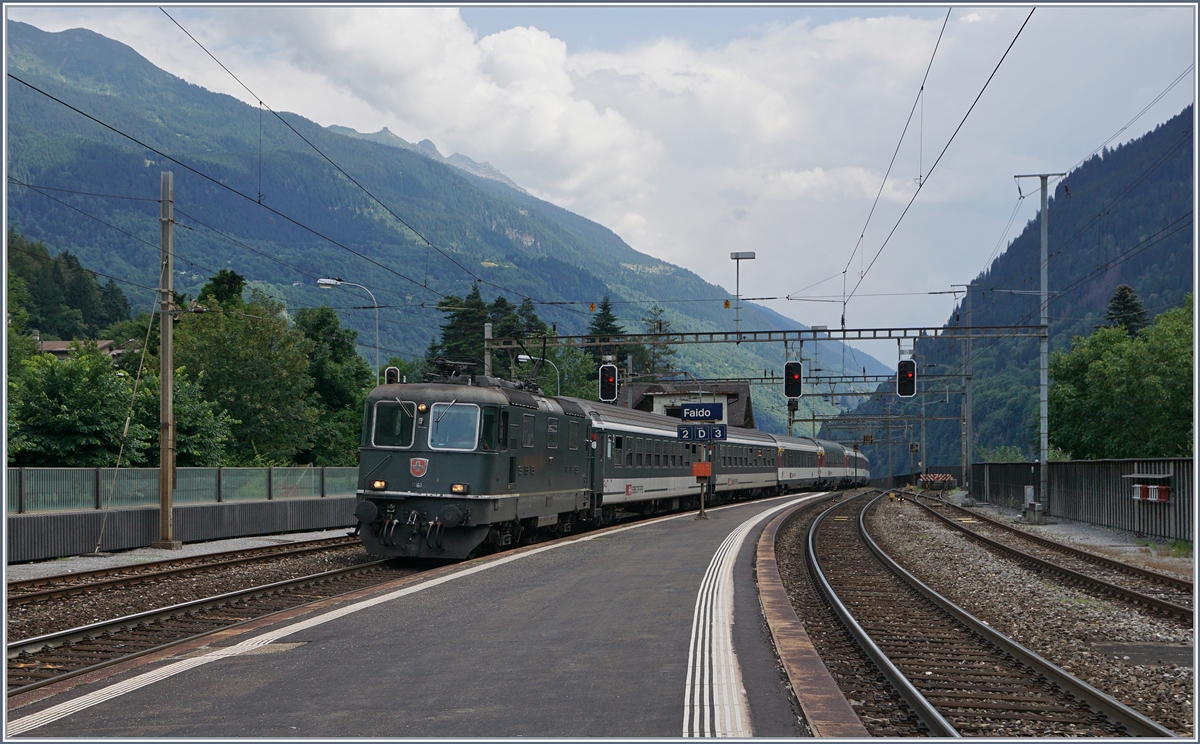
[450,483,470,495]
[417,403,428,413]
[371,479,387,490]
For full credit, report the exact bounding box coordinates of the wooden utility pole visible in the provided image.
[153,171,181,549]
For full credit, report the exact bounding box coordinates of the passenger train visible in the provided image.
[354,373,869,560]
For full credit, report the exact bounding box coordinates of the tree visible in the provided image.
[8,341,153,467]
[586,294,628,368]
[426,284,489,371]
[634,304,677,377]
[175,288,319,464]
[1049,295,1192,458]
[132,368,236,467]
[197,269,248,307]
[292,306,374,466]
[7,231,131,340]
[1104,284,1148,337]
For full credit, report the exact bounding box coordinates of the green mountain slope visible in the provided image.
[841,105,1194,474]
[5,20,889,434]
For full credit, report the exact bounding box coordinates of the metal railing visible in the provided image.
[971,459,1192,542]
[7,467,358,514]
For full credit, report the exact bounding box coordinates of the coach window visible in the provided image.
[613,435,623,467]
[654,440,660,467]
[480,406,499,451]
[606,434,614,460]
[373,401,415,448]
[626,441,634,466]
[522,414,536,447]
[636,438,643,466]
[547,417,559,449]
[569,420,580,451]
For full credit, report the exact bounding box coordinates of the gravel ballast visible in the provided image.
[866,497,1193,737]
[7,546,377,642]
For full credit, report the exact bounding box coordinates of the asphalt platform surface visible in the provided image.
[8,494,821,738]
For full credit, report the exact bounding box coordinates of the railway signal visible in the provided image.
[598,363,618,402]
[897,359,916,397]
[784,361,803,398]
[384,366,401,385]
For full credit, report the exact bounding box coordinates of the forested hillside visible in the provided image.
[841,105,1194,474]
[5,20,888,434]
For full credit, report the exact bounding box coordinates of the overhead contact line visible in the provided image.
[7,73,447,302]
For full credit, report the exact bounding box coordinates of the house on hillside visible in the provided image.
[32,331,131,361]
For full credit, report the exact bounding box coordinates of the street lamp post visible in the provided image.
[730,251,756,338]
[318,277,380,385]
[518,354,560,396]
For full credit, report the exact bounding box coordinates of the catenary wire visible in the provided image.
[7,72,447,301]
[844,7,1041,307]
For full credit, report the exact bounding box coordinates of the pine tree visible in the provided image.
[1104,284,1148,337]
[637,304,677,376]
[586,294,627,367]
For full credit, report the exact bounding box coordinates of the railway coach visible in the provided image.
[354,373,868,560]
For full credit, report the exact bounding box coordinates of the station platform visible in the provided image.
[8,493,829,738]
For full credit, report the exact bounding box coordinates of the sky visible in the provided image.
[5,4,1197,342]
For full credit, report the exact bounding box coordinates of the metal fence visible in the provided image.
[971,459,1192,542]
[7,467,359,514]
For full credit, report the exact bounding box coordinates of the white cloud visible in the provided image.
[6,5,1194,337]
[762,167,913,203]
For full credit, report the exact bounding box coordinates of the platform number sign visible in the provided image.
[677,424,727,441]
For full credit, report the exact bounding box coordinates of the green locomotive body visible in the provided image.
[355,376,595,559]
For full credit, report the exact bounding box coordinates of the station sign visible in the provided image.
[677,424,728,441]
[680,403,723,422]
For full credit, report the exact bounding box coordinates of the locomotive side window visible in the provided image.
[522,414,536,447]
[546,417,559,449]
[428,403,480,451]
[373,401,416,448]
[569,421,580,451]
[498,410,509,450]
[480,406,499,451]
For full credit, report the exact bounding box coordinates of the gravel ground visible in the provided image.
[968,501,1194,579]
[5,528,356,582]
[7,545,377,642]
[868,497,1193,737]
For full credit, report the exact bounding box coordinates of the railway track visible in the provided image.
[7,535,361,605]
[7,560,418,697]
[808,491,1176,737]
[910,493,1192,620]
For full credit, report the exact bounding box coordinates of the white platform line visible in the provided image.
[681,493,826,737]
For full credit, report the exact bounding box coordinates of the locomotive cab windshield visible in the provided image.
[428,402,480,450]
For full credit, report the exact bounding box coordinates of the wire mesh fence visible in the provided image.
[6,466,359,514]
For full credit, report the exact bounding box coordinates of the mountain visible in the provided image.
[4,20,890,434]
[326,125,529,194]
[840,105,1194,475]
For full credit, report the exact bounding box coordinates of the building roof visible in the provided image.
[38,339,126,360]
[625,381,755,429]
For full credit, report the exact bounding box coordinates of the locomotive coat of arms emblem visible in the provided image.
[410,458,429,477]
